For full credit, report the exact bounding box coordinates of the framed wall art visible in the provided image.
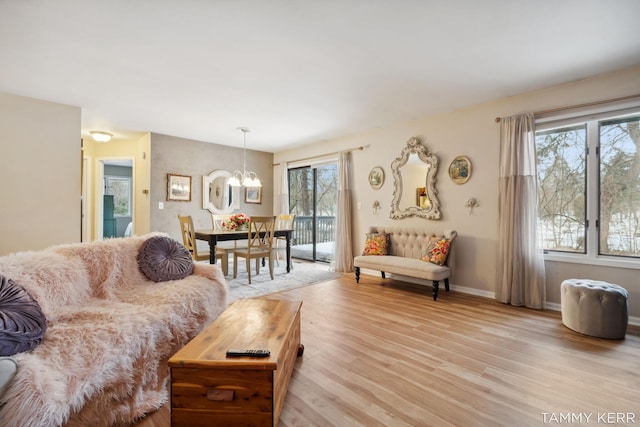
[167,173,192,201]
[368,166,384,190]
[245,186,262,204]
[448,156,471,185]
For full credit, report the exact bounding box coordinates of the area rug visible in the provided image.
[223,259,343,303]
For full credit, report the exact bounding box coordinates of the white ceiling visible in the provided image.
[1,1,640,152]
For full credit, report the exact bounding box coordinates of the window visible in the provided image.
[288,162,338,262]
[105,176,131,216]
[535,108,640,262]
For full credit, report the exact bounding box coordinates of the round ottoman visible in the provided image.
[561,279,628,339]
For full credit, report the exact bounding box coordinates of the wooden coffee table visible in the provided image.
[169,298,303,427]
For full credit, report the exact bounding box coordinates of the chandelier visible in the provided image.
[228,127,262,187]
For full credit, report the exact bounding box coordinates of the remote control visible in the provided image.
[226,349,270,357]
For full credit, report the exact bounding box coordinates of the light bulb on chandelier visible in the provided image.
[229,127,262,187]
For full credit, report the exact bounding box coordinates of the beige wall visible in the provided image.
[273,65,640,319]
[0,92,81,255]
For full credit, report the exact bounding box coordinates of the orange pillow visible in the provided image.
[421,237,452,266]
[362,233,389,256]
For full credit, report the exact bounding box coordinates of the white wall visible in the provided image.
[273,65,640,318]
[0,92,81,254]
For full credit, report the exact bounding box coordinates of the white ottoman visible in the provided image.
[561,279,628,339]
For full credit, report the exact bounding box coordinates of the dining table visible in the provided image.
[195,228,294,273]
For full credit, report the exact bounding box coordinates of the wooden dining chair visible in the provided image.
[233,215,276,284]
[178,215,228,275]
[274,214,295,268]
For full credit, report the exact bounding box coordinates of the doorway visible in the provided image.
[288,162,338,262]
[95,159,134,240]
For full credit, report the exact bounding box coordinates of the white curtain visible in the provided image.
[496,113,546,308]
[333,151,354,273]
[279,162,289,214]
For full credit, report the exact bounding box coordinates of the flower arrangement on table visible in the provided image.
[222,213,250,231]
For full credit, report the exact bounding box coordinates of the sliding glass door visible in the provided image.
[288,163,337,262]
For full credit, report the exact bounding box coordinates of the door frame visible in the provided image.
[95,157,135,241]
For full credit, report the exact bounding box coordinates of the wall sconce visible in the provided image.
[372,200,380,214]
[465,197,479,213]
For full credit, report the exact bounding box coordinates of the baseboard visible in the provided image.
[358,270,495,299]
[449,284,495,299]
[357,269,640,327]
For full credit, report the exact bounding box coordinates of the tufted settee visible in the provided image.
[0,233,227,427]
[354,226,457,300]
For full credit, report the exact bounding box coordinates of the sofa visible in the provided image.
[354,226,457,300]
[0,233,227,427]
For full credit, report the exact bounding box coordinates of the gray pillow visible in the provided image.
[137,236,194,282]
[0,275,47,356]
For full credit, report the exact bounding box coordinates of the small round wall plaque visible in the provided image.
[448,156,471,185]
[368,166,384,190]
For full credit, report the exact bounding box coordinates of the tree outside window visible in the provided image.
[536,111,640,259]
[105,176,131,216]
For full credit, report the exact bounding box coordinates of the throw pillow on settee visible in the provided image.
[362,233,390,256]
[421,236,453,266]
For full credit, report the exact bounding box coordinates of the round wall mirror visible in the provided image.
[202,170,240,214]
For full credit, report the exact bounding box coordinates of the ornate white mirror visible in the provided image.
[202,170,240,214]
[390,137,441,219]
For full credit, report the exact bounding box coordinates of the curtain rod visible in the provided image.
[271,145,366,167]
[494,93,640,123]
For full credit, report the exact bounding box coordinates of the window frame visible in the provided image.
[535,104,640,270]
[104,175,132,217]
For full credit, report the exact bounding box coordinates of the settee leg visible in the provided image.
[381,271,386,279]
[355,267,360,283]
[444,278,450,292]
[432,281,439,301]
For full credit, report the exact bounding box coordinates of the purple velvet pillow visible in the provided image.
[0,275,47,356]
[137,236,194,282]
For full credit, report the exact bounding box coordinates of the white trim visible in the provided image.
[536,101,640,126]
[545,301,561,312]
[104,175,132,217]
[287,154,338,169]
[95,160,104,240]
[82,156,91,242]
[544,252,640,270]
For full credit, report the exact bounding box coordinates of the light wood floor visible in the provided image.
[137,274,640,427]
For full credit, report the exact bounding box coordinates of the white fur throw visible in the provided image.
[0,233,228,427]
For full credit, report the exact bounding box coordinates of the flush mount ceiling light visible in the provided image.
[228,127,262,187]
[89,131,113,143]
